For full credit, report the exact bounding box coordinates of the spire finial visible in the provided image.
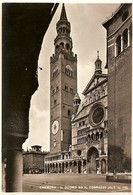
[60,3,68,21]
[97,51,99,59]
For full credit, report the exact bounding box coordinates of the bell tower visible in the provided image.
[50,4,77,154]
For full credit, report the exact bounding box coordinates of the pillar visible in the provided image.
[128,28,130,46]
[99,159,101,174]
[106,158,108,174]
[121,35,123,52]
[114,42,117,57]
[6,148,23,191]
[72,162,74,174]
[81,160,84,174]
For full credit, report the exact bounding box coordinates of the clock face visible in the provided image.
[52,120,59,135]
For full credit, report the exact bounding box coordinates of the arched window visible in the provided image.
[65,65,73,77]
[55,45,59,53]
[91,133,94,140]
[96,132,99,141]
[65,85,68,91]
[68,109,71,116]
[66,43,70,50]
[60,42,64,49]
[70,87,73,93]
[53,67,58,79]
[116,35,121,56]
[100,132,103,139]
[123,29,128,49]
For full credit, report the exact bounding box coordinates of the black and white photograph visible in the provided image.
[2,0,132,193]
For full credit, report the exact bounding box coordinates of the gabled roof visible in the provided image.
[82,73,108,95]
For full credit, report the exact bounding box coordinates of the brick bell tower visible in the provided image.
[50,4,77,154]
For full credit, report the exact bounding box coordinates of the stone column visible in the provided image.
[121,35,123,52]
[115,42,117,57]
[81,160,84,174]
[64,162,66,173]
[60,164,62,173]
[106,158,108,174]
[5,136,25,192]
[72,162,74,174]
[128,28,130,46]
[6,148,23,192]
[99,159,101,174]
[76,162,79,174]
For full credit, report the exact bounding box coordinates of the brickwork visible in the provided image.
[103,3,132,172]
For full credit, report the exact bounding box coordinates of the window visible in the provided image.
[56,86,59,91]
[65,65,72,77]
[66,43,70,50]
[65,85,68,91]
[60,42,64,49]
[68,110,70,116]
[123,29,128,49]
[78,121,85,128]
[53,89,55,94]
[54,99,57,104]
[70,87,73,93]
[116,35,121,56]
[55,45,59,53]
[53,68,58,79]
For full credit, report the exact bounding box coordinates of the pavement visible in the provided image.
[23,173,131,192]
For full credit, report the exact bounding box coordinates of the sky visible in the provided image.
[22,3,120,151]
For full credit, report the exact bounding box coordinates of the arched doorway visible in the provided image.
[101,159,106,173]
[87,147,99,173]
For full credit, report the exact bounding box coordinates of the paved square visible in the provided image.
[23,173,131,192]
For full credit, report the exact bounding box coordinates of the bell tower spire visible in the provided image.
[53,3,74,56]
[95,51,102,74]
[60,3,68,21]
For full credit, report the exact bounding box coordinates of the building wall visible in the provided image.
[103,4,132,172]
[23,152,45,173]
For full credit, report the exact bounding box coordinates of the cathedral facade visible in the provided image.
[44,4,108,174]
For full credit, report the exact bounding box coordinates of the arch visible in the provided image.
[66,65,72,71]
[123,28,128,49]
[116,35,121,56]
[87,147,99,173]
